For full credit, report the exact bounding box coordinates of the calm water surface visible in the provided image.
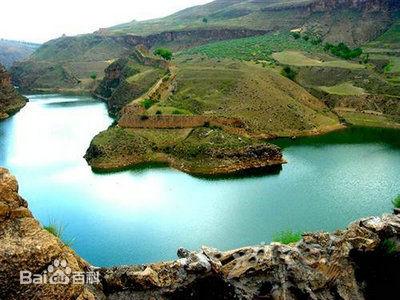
[0,94,399,266]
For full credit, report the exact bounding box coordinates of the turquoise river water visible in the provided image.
[0,94,399,266]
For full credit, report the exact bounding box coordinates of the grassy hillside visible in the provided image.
[31,35,129,62]
[179,26,399,128]
[0,39,40,69]
[94,48,169,116]
[10,35,131,92]
[364,14,400,85]
[160,58,339,135]
[86,56,338,174]
[11,0,399,92]
[108,0,398,46]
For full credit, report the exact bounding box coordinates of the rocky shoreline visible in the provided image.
[1,167,399,299]
[0,64,26,120]
[85,126,286,177]
[85,136,285,177]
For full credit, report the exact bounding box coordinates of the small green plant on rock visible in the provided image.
[392,194,400,208]
[273,230,302,245]
[172,109,183,115]
[382,239,397,255]
[43,220,74,246]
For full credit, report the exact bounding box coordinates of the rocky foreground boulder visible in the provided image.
[1,167,399,299]
[0,64,26,119]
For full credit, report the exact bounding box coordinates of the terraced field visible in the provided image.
[272,51,364,69]
[181,33,323,62]
[319,83,366,96]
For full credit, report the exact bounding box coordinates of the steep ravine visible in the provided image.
[1,167,400,299]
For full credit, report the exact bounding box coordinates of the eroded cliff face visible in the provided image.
[1,167,400,299]
[0,64,26,119]
[262,0,399,45]
[0,168,101,299]
[97,214,400,299]
[94,47,169,116]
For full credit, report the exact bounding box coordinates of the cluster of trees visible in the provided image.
[290,32,322,45]
[154,48,173,60]
[324,42,363,60]
[290,32,363,60]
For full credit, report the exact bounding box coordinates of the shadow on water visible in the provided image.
[274,126,400,149]
[91,162,172,176]
[44,100,103,108]
[192,164,283,181]
[91,162,283,181]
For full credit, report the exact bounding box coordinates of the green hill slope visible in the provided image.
[85,55,341,174]
[109,0,399,45]
[10,0,400,92]
[0,39,40,69]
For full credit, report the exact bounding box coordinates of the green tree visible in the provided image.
[154,48,173,61]
[90,72,97,80]
[291,32,301,39]
[281,66,297,81]
[324,42,363,60]
[202,17,208,23]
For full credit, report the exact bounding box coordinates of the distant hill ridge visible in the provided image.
[109,0,399,44]
[0,39,40,69]
[10,0,400,92]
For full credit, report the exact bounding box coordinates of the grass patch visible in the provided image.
[172,109,184,115]
[272,51,364,69]
[319,83,365,96]
[382,239,397,255]
[43,220,75,247]
[141,98,156,109]
[338,112,400,129]
[273,51,322,66]
[273,230,302,245]
[392,195,400,208]
[147,105,193,116]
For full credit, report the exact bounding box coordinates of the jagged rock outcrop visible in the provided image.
[98,214,400,299]
[85,126,285,176]
[0,168,101,299]
[0,64,26,119]
[1,167,400,299]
